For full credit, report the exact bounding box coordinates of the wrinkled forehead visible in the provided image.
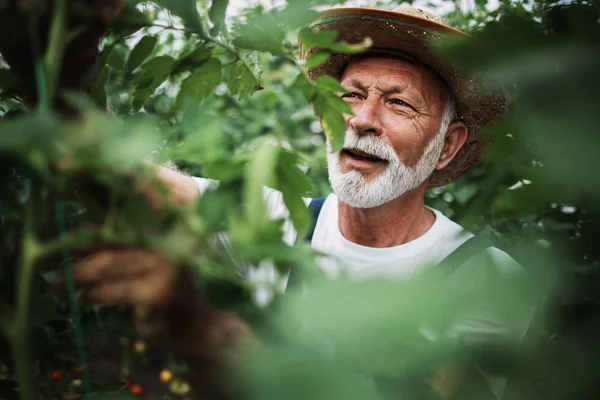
[341,53,451,100]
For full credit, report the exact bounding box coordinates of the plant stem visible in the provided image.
[44,0,68,104]
[27,4,49,110]
[149,23,239,54]
[55,203,93,398]
[37,227,125,258]
[11,199,40,400]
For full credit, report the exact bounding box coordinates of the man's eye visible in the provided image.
[391,98,414,110]
[341,92,359,99]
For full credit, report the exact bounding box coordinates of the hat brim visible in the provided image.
[299,8,505,188]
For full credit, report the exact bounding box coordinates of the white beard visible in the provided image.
[326,129,446,209]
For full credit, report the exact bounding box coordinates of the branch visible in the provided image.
[37,226,126,258]
[148,23,239,55]
[44,0,68,103]
[11,195,40,400]
[54,202,93,396]
[28,3,47,109]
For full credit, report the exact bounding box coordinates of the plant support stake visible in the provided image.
[55,202,93,397]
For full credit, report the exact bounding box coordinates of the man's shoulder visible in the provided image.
[427,208,522,276]
[429,207,472,238]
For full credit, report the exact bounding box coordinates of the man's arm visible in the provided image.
[154,164,201,205]
[136,164,201,210]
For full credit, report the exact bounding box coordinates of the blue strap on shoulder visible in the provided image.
[299,197,493,281]
[306,196,326,244]
[437,235,492,277]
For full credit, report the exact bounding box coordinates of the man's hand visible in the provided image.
[69,249,178,309]
[55,248,256,362]
[55,248,208,353]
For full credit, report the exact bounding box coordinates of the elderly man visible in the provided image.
[70,6,525,399]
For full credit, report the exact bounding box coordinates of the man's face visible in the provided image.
[326,55,451,208]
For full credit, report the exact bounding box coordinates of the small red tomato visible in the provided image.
[40,382,47,388]
[128,384,145,397]
[51,370,62,380]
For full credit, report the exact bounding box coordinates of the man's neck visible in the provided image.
[337,184,435,248]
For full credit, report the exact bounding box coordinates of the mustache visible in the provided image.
[338,130,398,162]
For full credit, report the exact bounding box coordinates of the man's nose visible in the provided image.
[348,98,383,137]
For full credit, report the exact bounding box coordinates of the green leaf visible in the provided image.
[305,51,331,68]
[127,36,158,73]
[209,0,229,35]
[0,112,63,169]
[329,38,373,54]
[0,68,23,94]
[299,28,338,48]
[320,107,346,152]
[314,95,346,151]
[295,73,350,146]
[132,55,176,112]
[106,49,125,71]
[91,65,109,108]
[277,2,320,30]
[174,58,222,109]
[475,0,487,8]
[244,137,281,227]
[161,106,227,164]
[277,150,313,239]
[299,27,372,54]
[110,5,152,37]
[203,159,245,181]
[228,61,260,99]
[99,116,161,169]
[315,75,347,94]
[232,15,286,55]
[294,73,316,102]
[327,95,352,115]
[62,91,102,114]
[172,44,213,75]
[154,0,206,37]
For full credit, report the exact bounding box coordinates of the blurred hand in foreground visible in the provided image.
[55,248,256,364]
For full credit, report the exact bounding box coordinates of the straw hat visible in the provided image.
[299,7,506,188]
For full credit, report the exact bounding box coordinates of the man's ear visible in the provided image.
[435,121,468,171]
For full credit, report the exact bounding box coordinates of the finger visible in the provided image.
[38,241,124,270]
[71,249,155,287]
[133,266,178,306]
[83,257,178,307]
[85,267,174,307]
[85,281,136,306]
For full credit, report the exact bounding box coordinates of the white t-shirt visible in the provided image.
[309,194,519,280]
[193,177,533,398]
[193,177,519,286]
